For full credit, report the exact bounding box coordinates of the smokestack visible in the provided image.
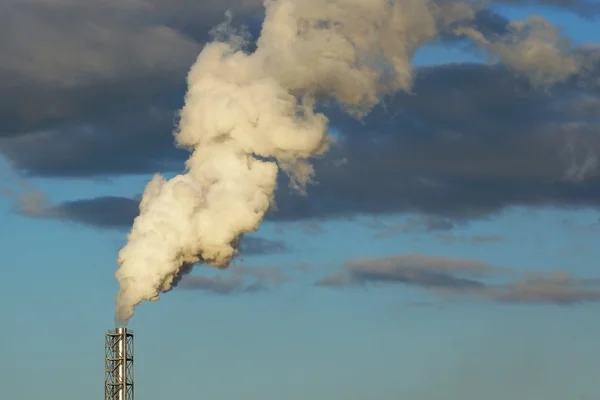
[105,328,134,400]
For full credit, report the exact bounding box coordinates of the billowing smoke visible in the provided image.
[114,0,580,324]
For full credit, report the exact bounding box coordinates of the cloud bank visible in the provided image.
[317,253,600,305]
[9,60,600,228]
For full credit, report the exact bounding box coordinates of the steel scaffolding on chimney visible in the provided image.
[105,327,134,400]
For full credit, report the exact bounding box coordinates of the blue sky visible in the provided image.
[2,1,600,399]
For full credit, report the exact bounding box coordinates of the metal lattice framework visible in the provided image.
[105,328,134,400]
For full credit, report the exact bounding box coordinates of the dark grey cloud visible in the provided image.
[1,0,600,227]
[0,0,263,175]
[8,61,600,228]
[178,265,288,294]
[5,186,286,257]
[317,254,600,305]
[7,191,136,227]
[0,1,192,136]
[486,272,600,304]
[0,107,187,177]
[270,62,600,221]
[45,196,140,229]
[1,0,597,178]
[316,253,503,290]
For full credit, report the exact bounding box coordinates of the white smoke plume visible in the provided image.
[114,0,581,324]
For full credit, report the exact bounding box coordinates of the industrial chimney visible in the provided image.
[105,328,134,400]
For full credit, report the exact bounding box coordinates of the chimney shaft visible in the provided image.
[105,328,134,400]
